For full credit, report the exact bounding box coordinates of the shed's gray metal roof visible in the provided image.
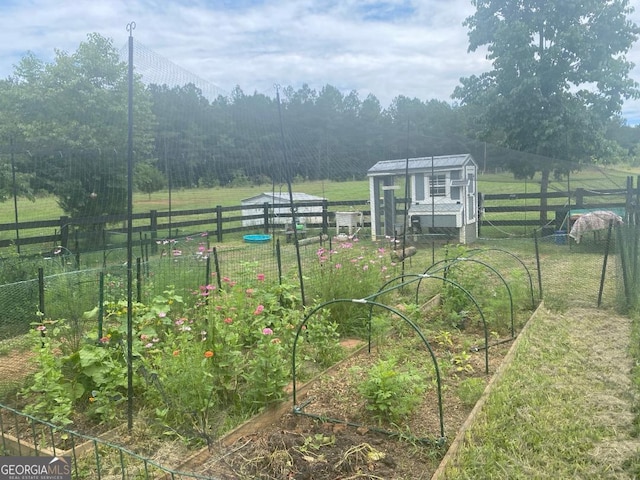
[367,154,475,175]
[241,192,325,204]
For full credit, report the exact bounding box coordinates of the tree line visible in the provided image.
[1,0,639,221]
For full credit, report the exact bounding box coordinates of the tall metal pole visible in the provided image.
[126,21,136,432]
[10,137,20,254]
[275,85,305,305]
[402,118,410,278]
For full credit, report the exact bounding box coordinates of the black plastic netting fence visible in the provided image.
[0,238,331,347]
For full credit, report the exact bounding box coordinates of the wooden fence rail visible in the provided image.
[0,185,637,255]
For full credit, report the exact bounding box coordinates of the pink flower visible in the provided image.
[257,273,265,281]
[254,305,265,315]
[262,327,273,335]
[140,334,149,341]
[173,250,182,257]
[224,317,233,324]
[198,284,215,296]
[175,318,185,326]
[99,336,109,344]
[158,311,166,318]
[246,288,254,297]
[35,325,46,332]
[335,263,342,269]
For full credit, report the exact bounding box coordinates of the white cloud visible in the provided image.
[1,0,639,122]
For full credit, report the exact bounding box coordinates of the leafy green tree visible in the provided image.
[135,162,167,198]
[453,0,640,221]
[2,33,155,220]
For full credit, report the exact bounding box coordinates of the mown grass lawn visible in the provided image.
[439,305,640,479]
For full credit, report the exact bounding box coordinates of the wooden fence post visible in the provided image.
[322,199,329,234]
[60,216,69,249]
[262,202,270,234]
[575,188,585,209]
[150,210,158,253]
[216,205,223,242]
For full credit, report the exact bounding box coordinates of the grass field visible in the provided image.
[3,164,639,225]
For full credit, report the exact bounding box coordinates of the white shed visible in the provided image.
[241,192,326,227]
[367,154,478,244]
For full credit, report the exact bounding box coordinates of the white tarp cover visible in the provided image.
[569,210,624,244]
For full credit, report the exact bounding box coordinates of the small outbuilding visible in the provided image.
[241,192,325,227]
[367,154,478,244]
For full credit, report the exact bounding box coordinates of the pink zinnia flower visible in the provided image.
[254,305,265,315]
[257,273,265,281]
[224,317,233,324]
[262,327,273,335]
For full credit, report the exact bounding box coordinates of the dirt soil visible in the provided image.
[186,304,640,480]
[189,334,512,480]
[2,305,637,479]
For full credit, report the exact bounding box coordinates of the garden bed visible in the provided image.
[0,242,539,478]
[175,311,536,479]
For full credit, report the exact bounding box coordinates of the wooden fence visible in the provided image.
[480,184,638,235]
[1,183,638,255]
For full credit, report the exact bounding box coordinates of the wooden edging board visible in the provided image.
[173,339,371,475]
[0,425,123,458]
[430,300,546,480]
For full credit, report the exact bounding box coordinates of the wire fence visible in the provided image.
[0,205,637,479]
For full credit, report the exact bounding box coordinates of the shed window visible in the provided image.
[430,174,446,197]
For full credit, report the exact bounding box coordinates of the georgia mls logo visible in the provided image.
[0,456,71,480]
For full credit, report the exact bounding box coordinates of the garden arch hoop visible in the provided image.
[425,257,515,339]
[370,273,490,374]
[466,247,537,309]
[291,299,446,442]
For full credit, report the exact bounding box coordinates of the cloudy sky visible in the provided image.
[2,0,640,124]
